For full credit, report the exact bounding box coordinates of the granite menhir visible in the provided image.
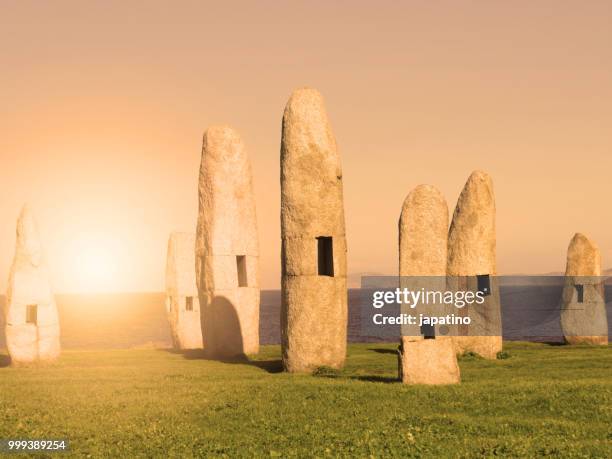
[165,232,203,350]
[398,185,460,384]
[560,233,608,345]
[280,88,348,373]
[5,205,60,364]
[196,126,260,357]
[447,171,502,359]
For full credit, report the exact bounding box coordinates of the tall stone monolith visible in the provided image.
[560,233,608,345]
[281,87,348,373]
[447,171,502,359]
[400,185,448,278]
[5,205,60,364]
[165,232,203,350]
[196,126,259,357]
[398,185,460,384]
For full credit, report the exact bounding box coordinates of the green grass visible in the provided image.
[0,343,610,458]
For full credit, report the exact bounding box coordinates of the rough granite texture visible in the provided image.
[399,185,448,277]
[281,87,348,373]
[447,171,502,359]
[399,338,461,385]
[560,233,608,345]
[196,126,260,357]
[399,184,448,339]
[398,185,460,384]
[165,232,203,350]
[5,205,60,364]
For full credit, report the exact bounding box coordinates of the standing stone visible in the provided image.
[400,185,448,277]
[560,233,608,345]
[5,205,60,364]
[281,87,348,373]
[398,185,460,384]
[196,126,259,357]
[165,232,203,350]
[447,171,502,359]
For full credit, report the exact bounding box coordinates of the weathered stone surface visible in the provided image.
[399,337,460,385]
[399,185,448,339]
[399,185,448,277]
[196,126,259,357]
[165,232,203,350]
[5,205,60,364]
[447,171,502,359]
[560,233,608,345]
[564,233,600,277]
[398,185,460,384]
[281,87,348,373]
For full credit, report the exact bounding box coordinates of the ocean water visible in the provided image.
[1,288,611,350]
[0,290,374,350]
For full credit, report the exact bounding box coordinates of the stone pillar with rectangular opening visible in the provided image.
[281,87,348,373]
[398,185,460,384]
[447,170,502,360]
[560,233,608,345]
[5,204,60,364]
[196,126,260,357]
[165,232,203,350]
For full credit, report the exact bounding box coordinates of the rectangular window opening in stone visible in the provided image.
[186,296,193,311]
[237,255,248,287]
[421,324,435,339]
[477,274,491,296]
[575,284,584,303]
[317,236,334,277]
[26,304,37,325]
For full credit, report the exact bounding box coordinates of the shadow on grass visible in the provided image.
[0,354,11,368]
[158,348,283,373]
[351,375,398,383]
[160,348,401,381]
[314,372,398,384]
[368,348,398,355]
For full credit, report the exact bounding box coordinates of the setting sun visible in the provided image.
[71,238,120,293]
[0,2,611,457]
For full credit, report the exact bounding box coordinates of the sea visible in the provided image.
[1,287,611,350]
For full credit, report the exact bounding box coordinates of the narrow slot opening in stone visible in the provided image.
[186,296,193,311]
[575,284,584,303]
[237,255,248,287]
[477,274,491,296]
[26,304,37,325]
[316,236,334,277]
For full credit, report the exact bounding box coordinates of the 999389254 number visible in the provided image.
[1,439,69,452]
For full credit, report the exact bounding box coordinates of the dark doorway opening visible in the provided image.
[317,237,334,277]
[26,304,37,325]
[186,296,193,311]
[477,274,491,296]
[237,255,248,287]
[575,284,584,303]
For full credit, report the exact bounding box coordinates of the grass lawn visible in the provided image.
[0,342,610,457]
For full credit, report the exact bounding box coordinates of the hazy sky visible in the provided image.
[1,1,611,293]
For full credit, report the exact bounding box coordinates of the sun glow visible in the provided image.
[70,237,121,293]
